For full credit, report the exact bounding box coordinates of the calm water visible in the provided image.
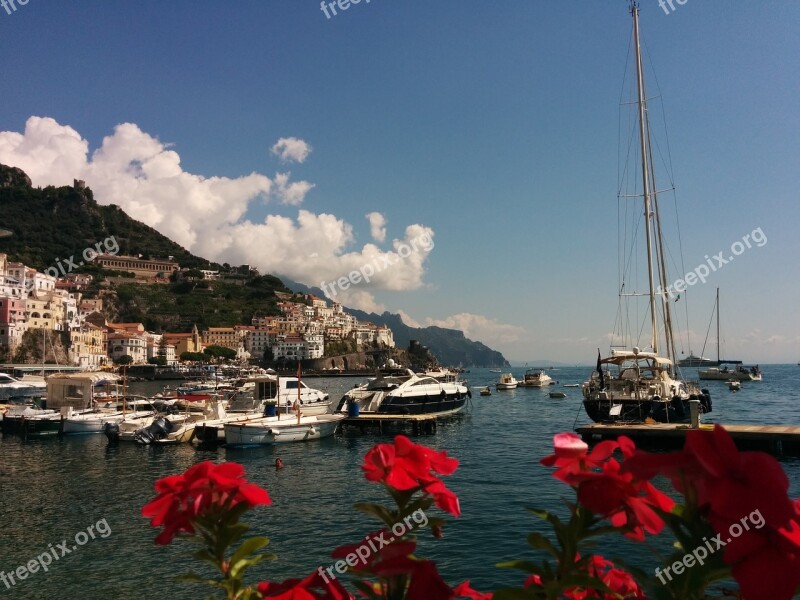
[1,365,799,598]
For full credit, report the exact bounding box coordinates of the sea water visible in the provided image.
[1,365,798,598]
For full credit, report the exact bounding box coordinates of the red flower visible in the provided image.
[453,580,493,599]
[522,555,643,599]
[542,433,673,540]
[258,570,353,600]
[142,461,270,545]
[362,435,461,516]
[624,425,800,598]
[362,435,458,490]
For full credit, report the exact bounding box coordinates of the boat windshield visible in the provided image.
[366,377,403,390]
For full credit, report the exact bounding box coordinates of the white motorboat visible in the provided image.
[549,391,567,399]
[699,364,762,382]
[518,369,554,387]
[60,409,127,434]
[0,372,47,401]
[336,369,470,416]
[223,413,345,447]
[727,380,741,391]
[496,373,518,390]
[276,377,331,415]
[479,386,492,396]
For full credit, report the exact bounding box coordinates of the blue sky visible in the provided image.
[0,0,797,363]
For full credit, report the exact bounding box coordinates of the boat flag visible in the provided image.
[596,350,605,390]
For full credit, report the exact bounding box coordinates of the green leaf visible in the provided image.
[353,502,397,526]
[526,532,559,558]
[229,536,270,568]
[496,559,540,573]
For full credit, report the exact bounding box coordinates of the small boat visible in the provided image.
[518,369,555,387]
[496,373,518,390]
[699,364,762,382]
[0,372,47,401]
[727,380,741,391]
[488,369,502,373]
[479,386,492,396]
[223,413,345,447]
[563,384,580,388]
[549,391,567,399]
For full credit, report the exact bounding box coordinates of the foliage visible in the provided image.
[204,345,237,360]
[181,351,208,362]
[148,356,168,366]
[115,355,134,365]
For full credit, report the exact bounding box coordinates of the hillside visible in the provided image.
[0,164,289,331]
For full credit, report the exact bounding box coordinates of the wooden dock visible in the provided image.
[576,423,800,456]
[342,413,440,435]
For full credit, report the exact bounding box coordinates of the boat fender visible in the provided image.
[700,391,712,414]
[670,396,686,420]
[467,389,472,399]
[268,429,281,436]
[308,427,316,435]
[440,390,447,400]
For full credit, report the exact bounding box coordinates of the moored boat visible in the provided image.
[223,413,345,447]
[336,369,469,417]
[495,373,518,390]
[518,369,554,387]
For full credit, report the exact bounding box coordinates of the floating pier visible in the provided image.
[575,423,800,457]
[342,413,440,435]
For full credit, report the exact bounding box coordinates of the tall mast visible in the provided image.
[631,1,659,353]
[716,287,720,362]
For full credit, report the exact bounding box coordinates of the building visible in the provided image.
[0,295,27,351]
[163,324,203,356]
[69,324,107,369]
[94,254,179,280]
[202,327,239,350]
[107,332,147,364]
[244,328,279,359]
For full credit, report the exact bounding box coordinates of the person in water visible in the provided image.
[275,457,284,470]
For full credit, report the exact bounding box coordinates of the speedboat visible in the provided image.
[549,391,567,399]
[0,372,47,401]
[276,377,331,415]
[336,369,470,416]
[496,373,518,390]
[223,413,346,447]
[479,386,492,396]
[518,369,555,387]
[699,364,761,382]
[727,380,741,391]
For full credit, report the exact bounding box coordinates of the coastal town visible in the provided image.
[0,249,394,370]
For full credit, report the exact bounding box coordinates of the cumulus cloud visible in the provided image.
[0,117,435,310]
[366,212,387,242]
[271,137,312,164]
[274,172,314,205]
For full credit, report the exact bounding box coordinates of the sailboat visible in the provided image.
[582,2,711,424]
[697,288,762,381]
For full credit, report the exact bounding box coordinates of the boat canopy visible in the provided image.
[603,351,672,367]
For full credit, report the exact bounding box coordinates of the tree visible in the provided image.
[203,345,237,361]
[115,355,134,365]
[180,351,207,362]
[148,356,167,366]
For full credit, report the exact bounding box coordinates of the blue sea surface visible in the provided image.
[1,365,798,598]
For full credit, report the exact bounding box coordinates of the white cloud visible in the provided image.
[0,117,435,304]
[397,310,421,328]
[366,212,387,242]
[274,172,314,205]
[270,137,312,164]
[425,312,525,346]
